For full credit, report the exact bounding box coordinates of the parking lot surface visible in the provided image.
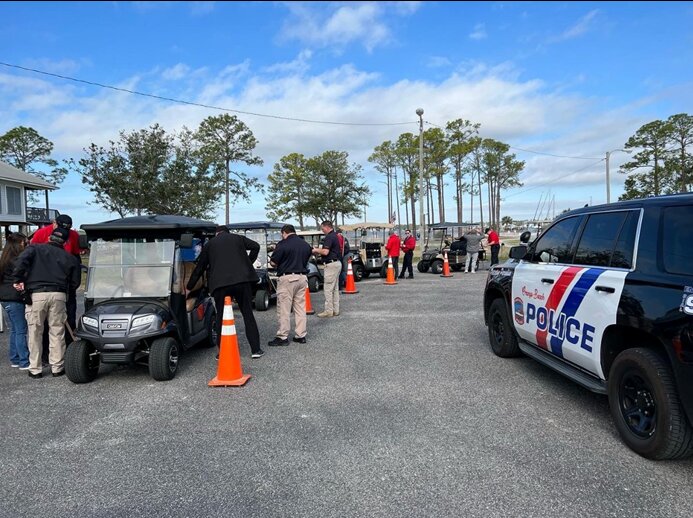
[1,272,692,518]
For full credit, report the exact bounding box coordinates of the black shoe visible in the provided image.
[292,336,307,344]
[28,372,43,379]
[268,337,289,347]
[251,349,265,359]
[407,276,414,279]
[52,370,65,378]
[398,275,405,279]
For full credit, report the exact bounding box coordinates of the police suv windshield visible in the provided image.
[87,239,175,299]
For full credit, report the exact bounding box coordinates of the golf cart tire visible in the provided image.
[149,337,179,381]
[353,264,364,282]
[255,289,270,311]
[417,261,429,273]
[361,271,370,278]
[430,260,444,275]
[65,340,100,384]
[380,264,388,278]
[308,277,319,293]
[201,308,217,348]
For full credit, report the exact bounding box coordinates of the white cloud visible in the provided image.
[552,9,600,42]
[1,57,687,224]
[469,23,487,41]
[278,2,420,52]
[161,63,190,81]
[426,56,452,68]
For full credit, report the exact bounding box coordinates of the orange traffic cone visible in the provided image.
[384,257,398,285]
[440,251,454,278]
[342,257,359,294]
[208,296,251,387]
[305,286,315,315]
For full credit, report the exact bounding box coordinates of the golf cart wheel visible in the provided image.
[149,337,179,381]
[417,261,429,273]
[380,264,388,278]
[308,276,319,293]
[255,289,270,311]
[353,264,364,282]
[488,299,520,358]
[65,340,100,384]
[608,348,693,460]
[430,260,444,275]
[202,308,217,349]
[361,271,370,278]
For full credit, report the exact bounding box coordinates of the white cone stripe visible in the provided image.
[222,324,237,336]
[223,304,234,319]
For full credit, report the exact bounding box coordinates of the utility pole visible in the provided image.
[605,151,612,204]
[416,108,425,247]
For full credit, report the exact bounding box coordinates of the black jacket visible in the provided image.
[13,243,81,294]
[187,232,260,293]
[0,258,23,302]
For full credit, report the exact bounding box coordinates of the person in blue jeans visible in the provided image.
[0,232,30,369]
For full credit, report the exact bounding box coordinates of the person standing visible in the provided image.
[398,228,416,279]
[336,228,348,289]
[463,228,484,273]
[385,229,401,279]
[267,224,313,346]
[13,227,81,378]
[187,226,264,359]
[485,227,501,266]
[0,232,30,370]
[312,220,341,318]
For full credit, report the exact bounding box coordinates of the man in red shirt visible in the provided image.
[31,214,81,333]
[385,229,401,279]
[485,227,501,266]
[398,228,416,279]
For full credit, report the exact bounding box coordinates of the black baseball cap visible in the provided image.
[56,214,73,228]
[51,226,70,242]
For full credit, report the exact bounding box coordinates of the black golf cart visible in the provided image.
[417,222,485,274]
[66,215,218,383]
[226,221,287,310]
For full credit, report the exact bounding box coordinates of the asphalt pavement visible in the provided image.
[1,271,692,518]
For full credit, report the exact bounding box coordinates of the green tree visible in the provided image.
[446,119,479,224]
[302,151,370,225]
[70,125,221,219]
[479,139,524,229]
[265,153,309,228]
[619,120,671,200]
[368,141,398,224]
[501,215,513,228]
[0,126,67,201]
[195,114,263,224]
[423,127,448,224]
[394,133,419,234]
[665,113,693,192]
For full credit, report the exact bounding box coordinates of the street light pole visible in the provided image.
[605,149,631,204]
[416,108,425,248]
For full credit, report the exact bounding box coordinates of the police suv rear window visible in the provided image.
[662,205,693,276]
[610,210,639,269]
[573,212,627,267]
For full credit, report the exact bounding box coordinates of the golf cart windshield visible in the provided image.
[231,229,278,270]
[87,239,175,299]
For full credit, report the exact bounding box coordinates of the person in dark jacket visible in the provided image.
[13,227,81,378]
[0,232,30,369]
[186,225,264,359]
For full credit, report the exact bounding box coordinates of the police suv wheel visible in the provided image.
[487,299,520,358]
[353,264,364,282]
[308,276,319,293]
[417,261,429,273]
[149,337,179,381]
[430,260,443,275]
[255,289,270,311]
[65,340,100,384]
[608,348,693,460]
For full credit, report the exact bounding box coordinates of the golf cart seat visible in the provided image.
[178,262,205,312]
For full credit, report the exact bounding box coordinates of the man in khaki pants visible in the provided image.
[12,227,81,378]
[267,224,313,346]
[312,220,342,318]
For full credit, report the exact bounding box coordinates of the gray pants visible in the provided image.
[276,274,308,339]
[26,292,67,375]
[465,252,479,273]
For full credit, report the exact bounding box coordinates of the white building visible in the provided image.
[0,160,58,233]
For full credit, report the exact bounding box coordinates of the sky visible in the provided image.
[1,1,692,227]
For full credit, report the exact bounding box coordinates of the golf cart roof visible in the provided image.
[339,222,394,231]
[296,229,323,236]
[226,221,287,231]
[81,215,218,240]
[429,221,467,230]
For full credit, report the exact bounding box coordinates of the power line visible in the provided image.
[504,158,606,199]
[0,61,416,127]
[424,120,602,160]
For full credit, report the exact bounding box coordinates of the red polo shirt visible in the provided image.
[31,225,81,255]
[487,230,500,246]
[385,234,401,257]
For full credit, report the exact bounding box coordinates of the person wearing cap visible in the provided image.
[399,229,416,279]
[12,227,81,378]
[186,225,265,359]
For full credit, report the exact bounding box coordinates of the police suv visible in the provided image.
[484,194,693,459]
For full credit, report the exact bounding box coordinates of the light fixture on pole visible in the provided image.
[605,149,631,204]
[416,108,425,248]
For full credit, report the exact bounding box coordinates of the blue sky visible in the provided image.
[2,1,692,226]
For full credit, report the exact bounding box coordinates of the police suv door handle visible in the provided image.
[541,278,554,285]
[594,285,615,293]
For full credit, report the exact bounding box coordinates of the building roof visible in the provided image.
[0,160,58,190]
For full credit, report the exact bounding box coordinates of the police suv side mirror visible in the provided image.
[509,245,528,260]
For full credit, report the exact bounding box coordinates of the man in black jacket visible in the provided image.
[186,226,264,359]
[13,227,81,378]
